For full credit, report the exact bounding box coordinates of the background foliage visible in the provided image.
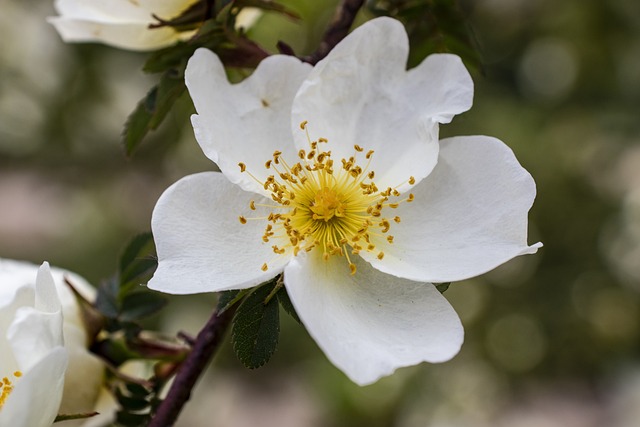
[1,0,640,425]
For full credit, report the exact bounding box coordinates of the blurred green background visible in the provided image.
[2,0,640,426]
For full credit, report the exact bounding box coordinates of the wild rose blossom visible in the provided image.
[0,259,104,426]
[148,17,541,385]
[0,262,66,426]
[48,0,260,51]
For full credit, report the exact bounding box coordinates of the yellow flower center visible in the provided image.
[238,121,415,275]
[0,371,22,410]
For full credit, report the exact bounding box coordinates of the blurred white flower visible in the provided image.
[0,259,104,426]
[0,262,66,426]
[48,0,261,51]
[148,17,541,385]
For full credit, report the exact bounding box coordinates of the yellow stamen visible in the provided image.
[0,371,22,409]
[235,121,416,274]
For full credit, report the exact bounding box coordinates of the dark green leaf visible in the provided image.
[120,291,168,322]
[115,387,151,411]
[232,282,280,368]
[115,410,149,427]
[435,282,451,293]
[95,278,120,319]
[142,21,225,74]
[217,288,253,313]
[119,233,157,292]
[277,286,301,324]
[123,72,186,156]
[125,382,151,397]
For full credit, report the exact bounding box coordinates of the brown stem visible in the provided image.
[148,305,236,427]
[303,0,366,65]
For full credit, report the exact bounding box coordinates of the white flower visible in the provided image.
[48,0,261,51]
[0,262,66,426]
[148,17,542,385]
[0,259,104,426]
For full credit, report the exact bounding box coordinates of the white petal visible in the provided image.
[52,0,191,22]
[52,0,155,23]
[361,135,542,282]
[186,48,312,195]
[0,347,67,427]
[0,286,33,374]
[48,18,189,51]
[35,262,61,313]
[148,172,292,294]
[284,252,463,386]
[291,17,473,192]
[8,306,64,372]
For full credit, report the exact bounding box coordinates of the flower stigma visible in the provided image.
[238,121,415,275]
[0,371,22,410]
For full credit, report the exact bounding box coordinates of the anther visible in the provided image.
[409,176,416,185]
[249,201,256,210]
[354,144,364,152]
[300,120,308,129]
[377,252,385,260]
[261,263,268,271]
[239,216,247,224]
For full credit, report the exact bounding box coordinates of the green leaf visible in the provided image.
[125,382,151,397]
[95,278,120,319]
[119,233,157,293]
[115,410,149,427]
[232,281,280,368]
[276,286,301,324]
[142,21,225,74]
[435,282,451,293]
[115,387,151,412]
[123,72,186,156]
[217,288,252,313]
[120,291,168,322]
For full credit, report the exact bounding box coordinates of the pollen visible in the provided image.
[0,371,22,409]
[237,122,417,274]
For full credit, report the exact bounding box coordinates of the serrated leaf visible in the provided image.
[276,286,301,324]
[232,282,280,369]
[120,291,168,322]
[119,233,157,293]
[435,282,451,293]
[123,72,186,156]
[217,288,252,313]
